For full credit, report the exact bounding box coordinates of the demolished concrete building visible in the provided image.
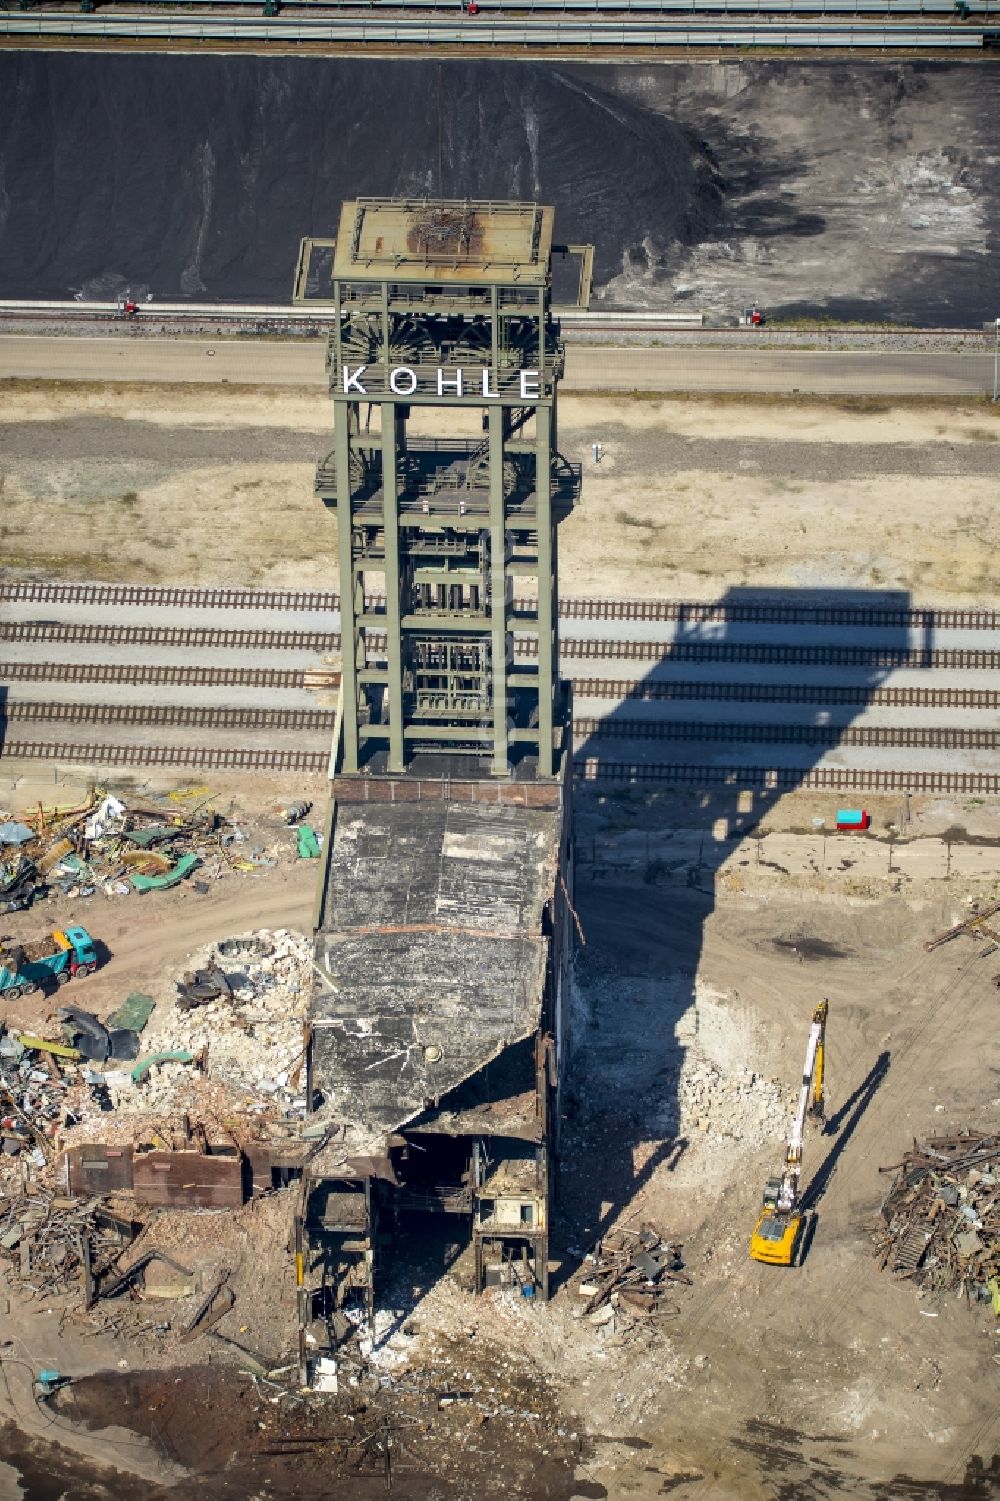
[293,198,589,1367]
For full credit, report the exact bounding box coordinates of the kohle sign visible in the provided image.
[342,366,542,399]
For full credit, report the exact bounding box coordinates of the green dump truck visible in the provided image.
[0,927,98,1000]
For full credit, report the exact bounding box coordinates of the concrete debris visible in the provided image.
[662,1055,790,1151]
[573,1223,691,1320]
[70,929,311,1121]
[874,1131,1000,1305]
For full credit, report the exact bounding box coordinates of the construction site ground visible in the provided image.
[2,381,1000,1498]
[1,773,999,1499]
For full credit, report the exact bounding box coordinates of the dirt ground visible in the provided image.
[3,778,1000,1500]
[3,380,1000,1498]
[2,381,1000,603]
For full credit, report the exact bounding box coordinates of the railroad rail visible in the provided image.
[9,661,1000,706]
[0,621,340,652]
[4,738,999,794]
[574,764,1000,793]
[0,661,309,688]
[574,717,1000,749]
[7,620,1000,669]
[556,641,1000,670]
[7,700,1000,752]
[0,12,990,43]
[0,740,326,772]
[4,701,334,731]
[3,663,990,708]
[4,579,998,632]
[574,679,1000,709]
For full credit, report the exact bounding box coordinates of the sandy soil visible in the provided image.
[560,856,1000,1500]
[2,382,999,604]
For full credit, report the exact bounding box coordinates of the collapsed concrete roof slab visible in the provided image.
[310,796,560,1162]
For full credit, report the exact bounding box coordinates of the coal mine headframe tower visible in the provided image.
[294,196,591,778]
[294,200,590,1366]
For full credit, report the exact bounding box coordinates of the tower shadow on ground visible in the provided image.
[555,584,920,1285]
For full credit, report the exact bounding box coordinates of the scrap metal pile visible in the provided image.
[574,1223,691,1320]
[925,901,1000,964]
[0,788,317,913]
[0,790,220,910]
[874,1132,1000,1308]
[1,992,161,1167]
[0,1187,133,1299]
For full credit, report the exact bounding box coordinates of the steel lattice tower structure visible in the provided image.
[294,198,589,779]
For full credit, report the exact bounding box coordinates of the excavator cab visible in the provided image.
[750,1207,803,1266]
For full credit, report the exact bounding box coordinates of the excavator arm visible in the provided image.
[750,1000,829,1265]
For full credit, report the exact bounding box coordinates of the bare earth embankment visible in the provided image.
[2,381,1000,603]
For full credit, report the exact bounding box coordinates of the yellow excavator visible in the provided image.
[749,999,828,1266]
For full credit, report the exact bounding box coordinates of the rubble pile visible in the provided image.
[874,1132,1000,1308]
[0,787,314,914]
[81,930,312,1120]
[0,1187,131,1297]
[573,1223,691,1322]
[657,1055,790,1149]
[0,1034,69,1168]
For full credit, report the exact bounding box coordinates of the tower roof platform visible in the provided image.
[332,198,555,286]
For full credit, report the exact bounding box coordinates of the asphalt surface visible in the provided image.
[0,335,993,396]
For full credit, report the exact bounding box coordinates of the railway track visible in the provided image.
[4,579,998,632]
[0,741,326,772]
[4,701,334,731]
[6,660,1000,703]
[574,678,1000,709]
[576,764,1000,793]
[0,661,310,688]
[7,700,1000,752]
[5,621,1000,671]
[0,621,340,653]
[574,717,1000,749]
[3,699,990,756]
[4,737,998,794]
[558,640,1000,670]
[4,583,1000,787]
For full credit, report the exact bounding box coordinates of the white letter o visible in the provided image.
[390,367,418,396]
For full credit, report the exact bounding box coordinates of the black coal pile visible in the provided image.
[0,53,723,302]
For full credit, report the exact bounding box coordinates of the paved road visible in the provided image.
[0,335,992,396]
